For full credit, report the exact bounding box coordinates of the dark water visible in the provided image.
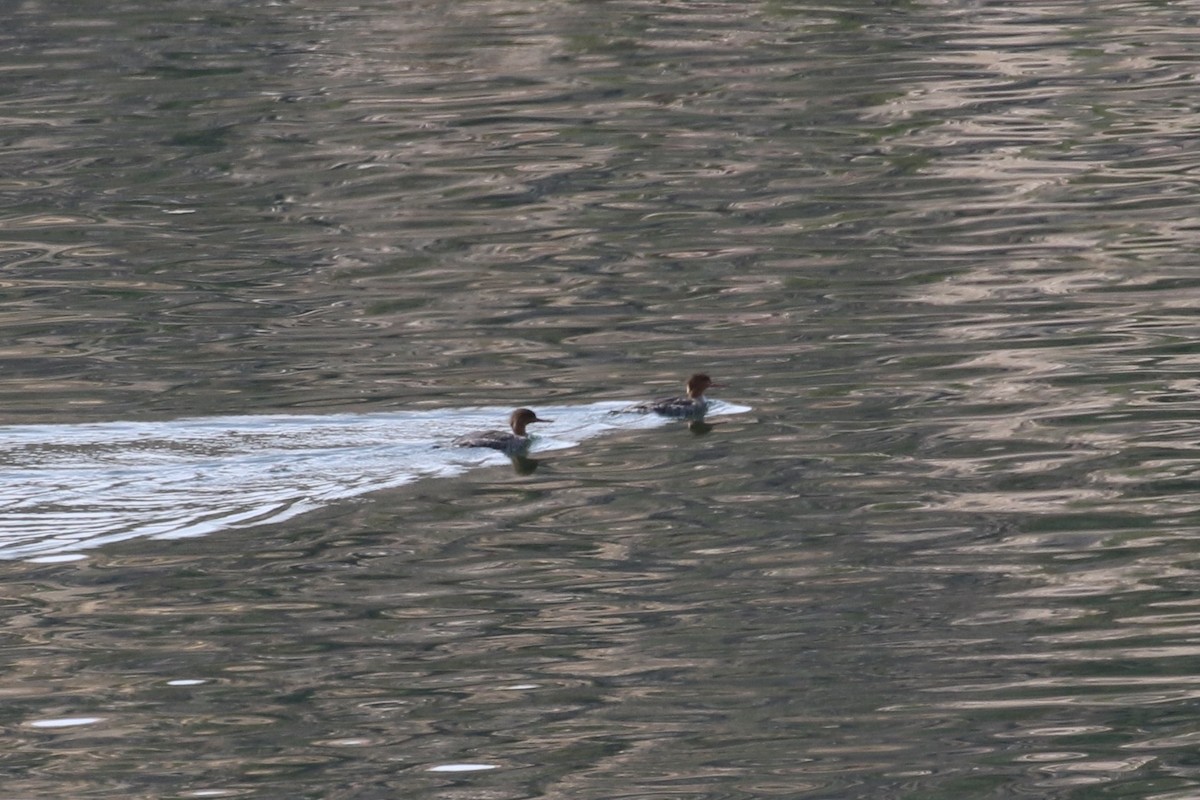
[5,0,1200,797]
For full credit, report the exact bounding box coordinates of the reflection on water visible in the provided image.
[0,401,749,560]
[5,0,1200,798]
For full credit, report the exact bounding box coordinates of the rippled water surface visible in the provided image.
[6,0,1200,797]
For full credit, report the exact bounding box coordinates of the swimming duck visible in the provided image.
[454,408,551,453]
[632,373,723,417]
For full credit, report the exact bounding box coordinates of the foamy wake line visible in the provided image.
[0,401,750,560]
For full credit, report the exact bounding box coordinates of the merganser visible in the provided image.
[633,373,724,417]
[454,408,551,452]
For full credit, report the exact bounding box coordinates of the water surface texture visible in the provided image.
[4,0,1200,798]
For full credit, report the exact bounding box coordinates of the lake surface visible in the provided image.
[4,0,1200,797]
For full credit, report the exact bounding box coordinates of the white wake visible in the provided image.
[0,401,749,560]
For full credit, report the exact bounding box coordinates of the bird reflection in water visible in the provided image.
[508,454,540,475]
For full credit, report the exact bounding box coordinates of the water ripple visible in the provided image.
[0,401,748,560]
